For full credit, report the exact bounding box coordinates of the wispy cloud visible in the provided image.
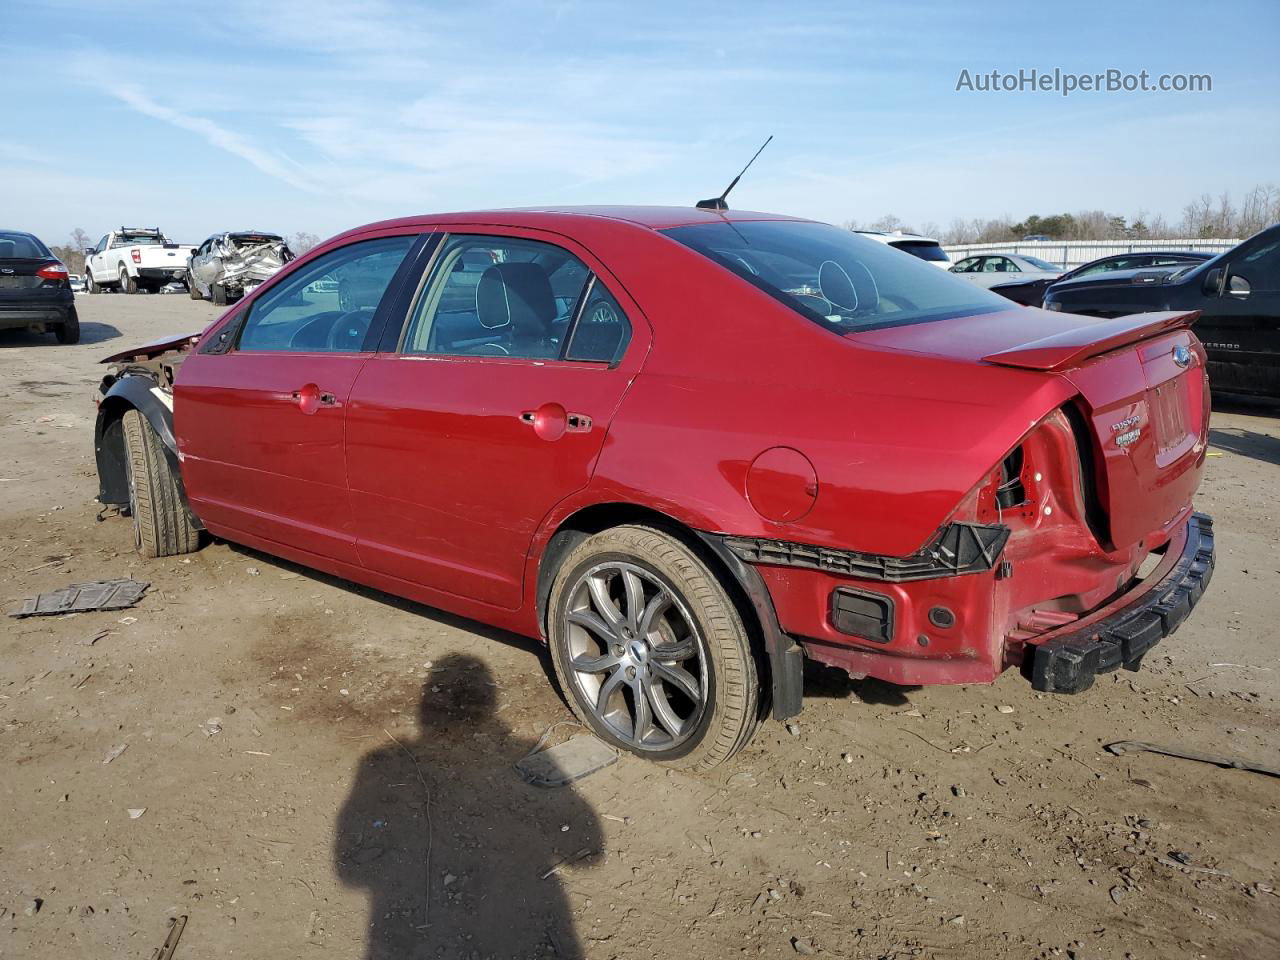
[104,84,322,194]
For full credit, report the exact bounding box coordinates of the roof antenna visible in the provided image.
[696,135,773,211]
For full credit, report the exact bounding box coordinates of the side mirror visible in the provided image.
[1227,274,1251,299]
[1201,267,1224,296]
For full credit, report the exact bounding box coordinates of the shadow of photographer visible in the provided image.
[335,654,602,959]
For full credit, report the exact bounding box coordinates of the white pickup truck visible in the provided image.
[84,228,195,294]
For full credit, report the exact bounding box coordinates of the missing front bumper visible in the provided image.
[1029,512,1215,694]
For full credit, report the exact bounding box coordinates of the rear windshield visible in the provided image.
[113,233,164,246]
[1021,255,1061,271]
[890,240,950,262]
[0,232,51,258]
[665,220,1010,333]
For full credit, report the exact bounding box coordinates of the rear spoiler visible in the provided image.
[982,311,1200,372]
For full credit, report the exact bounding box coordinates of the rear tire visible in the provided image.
[547,524,760,769]
[121,409,200,558]
[55,308,80,344]
[85,273,98,294]
[211,282,228,306]
[120,269,137,295]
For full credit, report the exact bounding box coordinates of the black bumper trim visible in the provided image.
[1030,512,1214,694]
[720,521,1011,583]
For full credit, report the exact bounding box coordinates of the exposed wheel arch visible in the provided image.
[95,380,203,531]
[535,501,803,720]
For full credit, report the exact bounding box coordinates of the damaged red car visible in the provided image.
[94,207,1215,768]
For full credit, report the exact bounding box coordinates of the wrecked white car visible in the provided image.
[187,231,294,305]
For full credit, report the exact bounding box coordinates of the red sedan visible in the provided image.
[94,206,1215,768]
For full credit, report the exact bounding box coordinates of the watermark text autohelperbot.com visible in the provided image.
[956,68,1211,96]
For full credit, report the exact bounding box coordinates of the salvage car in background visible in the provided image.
[93,206,1214,769]
[992,251,1213,307]
[85,227,194,294]
[1045,224,1280,400]
[0,229,78,343]
[950,253,1063,289]
[188,231,295,305]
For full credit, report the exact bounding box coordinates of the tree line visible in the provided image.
[845,183,1280,244]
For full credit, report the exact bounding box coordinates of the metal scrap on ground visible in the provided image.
[1106,740,1280,778]
[8,579,149,618]
[149,915,187,960]
[515,733,618,787]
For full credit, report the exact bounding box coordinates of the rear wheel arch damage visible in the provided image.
[95,381,203,533]
[534,502,803,726]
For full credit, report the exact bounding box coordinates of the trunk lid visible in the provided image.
[0,257,55,294]
[858,308,1208,549]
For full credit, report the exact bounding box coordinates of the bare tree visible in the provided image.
[290,231,321,254]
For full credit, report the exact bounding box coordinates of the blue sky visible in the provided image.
[4,0,1278,247]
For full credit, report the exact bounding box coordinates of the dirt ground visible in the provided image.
[2,293,1278,960]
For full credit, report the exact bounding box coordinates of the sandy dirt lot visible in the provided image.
[2,293,1278,960]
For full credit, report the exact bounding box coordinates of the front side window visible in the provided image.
[402,234,629,362]
[238,235,414,353]
[666,220,1010,334]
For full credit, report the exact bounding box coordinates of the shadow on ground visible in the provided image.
[0,321,121,346]
[1210,426,1280,466]
[335,654,601,959]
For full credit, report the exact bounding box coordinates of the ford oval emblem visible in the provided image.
[1173,344,1193,368]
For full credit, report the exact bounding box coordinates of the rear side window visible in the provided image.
[667,221,1008,333]
[238,235,414,353]
[565,280,631,363]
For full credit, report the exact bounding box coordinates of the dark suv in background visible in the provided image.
[0,230,78,344]
[1044,224,1280,400]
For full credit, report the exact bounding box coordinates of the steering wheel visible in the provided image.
[326,310,373,351]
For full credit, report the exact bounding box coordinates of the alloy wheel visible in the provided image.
[561,561,709,751]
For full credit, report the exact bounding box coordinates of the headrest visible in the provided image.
[476,262,555,335]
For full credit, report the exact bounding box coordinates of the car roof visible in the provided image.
[341,205,813,239]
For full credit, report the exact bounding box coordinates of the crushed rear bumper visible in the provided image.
[1030,512,1214,693]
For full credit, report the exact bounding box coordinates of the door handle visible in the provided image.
[290,384,341,415]
[518,403,591,441]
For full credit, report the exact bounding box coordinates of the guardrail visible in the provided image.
[941,238,1239,270]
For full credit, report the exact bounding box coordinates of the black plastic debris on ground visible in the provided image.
[8,579,150,618]
[515,734,618,787]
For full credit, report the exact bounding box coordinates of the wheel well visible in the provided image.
[535,503,775,714]
[96,396,133,507]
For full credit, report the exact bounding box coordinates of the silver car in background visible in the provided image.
[187,231,294,305]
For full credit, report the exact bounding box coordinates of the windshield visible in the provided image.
[1168,252,1225,281]
[890,240,950,262]
[665,220,1010,333]
[1021,255,1061,271]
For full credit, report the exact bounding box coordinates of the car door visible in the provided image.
[175,233,423,563]
[1195,233,1280,397]
[88,236,107,282]
[345,229,650,609]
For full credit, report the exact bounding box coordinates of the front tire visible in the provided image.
[121,409,200,558]
[547,525,759,769]
[188,278,203,300]
[55,307,80,344]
